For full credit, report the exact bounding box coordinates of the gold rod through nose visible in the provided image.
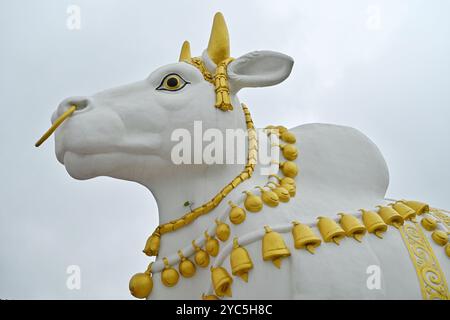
[35,105,77,147]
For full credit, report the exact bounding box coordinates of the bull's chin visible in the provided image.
[63,151,99,180]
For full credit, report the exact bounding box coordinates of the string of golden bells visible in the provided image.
[129,120,299,299]
[205,199,444,299]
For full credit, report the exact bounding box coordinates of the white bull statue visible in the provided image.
[36,12,449,300]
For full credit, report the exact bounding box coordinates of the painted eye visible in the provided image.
[157,73,189,91]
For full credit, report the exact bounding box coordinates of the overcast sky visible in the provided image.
[1,0,449,299]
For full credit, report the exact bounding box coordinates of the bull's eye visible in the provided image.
[157,73,189,92]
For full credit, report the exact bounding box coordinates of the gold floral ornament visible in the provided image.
[230,238,253,282]
[262,226,291,268]
[211,266,233,297]
[399,222,449,300]
[291,221,322,254]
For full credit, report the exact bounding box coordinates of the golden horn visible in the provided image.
[179,40,191,62]
[35,105,76,147]
[207,12,230,65]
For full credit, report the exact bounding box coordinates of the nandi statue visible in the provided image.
[36,13,449,300]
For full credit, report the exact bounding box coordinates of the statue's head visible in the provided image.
[44,13,294,183]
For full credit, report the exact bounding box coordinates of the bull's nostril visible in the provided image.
[73,99,89,111]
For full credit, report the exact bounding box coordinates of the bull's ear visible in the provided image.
[227,51,294,92]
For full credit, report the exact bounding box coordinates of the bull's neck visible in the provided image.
[148,162,250,225]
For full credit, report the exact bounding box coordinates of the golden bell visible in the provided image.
[143,232,160,256]
[377,206,404,229]
[211,266,233,297]
[161,257,179,287]
[262,226,291,268]
[317,217,345,245]
[205,231,220,257]
[392,202,416,221]
[269,175,296,196]
[178,250,196,278]
[361,209,388,239]
[431,230,448,246]
[215,219,231,242]
[282,183,296,197]
[202,293,219,300]
[421,216,437,231]
[280,144,298,161]
[281,131,296,144]
[267,183,290,202]
[291,221,321,254]
[445,243,450,258]
[400,200,429,215]
[276,125,288,134]
[338,213,366,242]
[256,186,279,207]
[228,201,246,224]
[243,191,263,212]
[193,240,210,268]
[282,178,295,186]
[230,238,253,282]
[129,270,153,299]
[280,161,298,178]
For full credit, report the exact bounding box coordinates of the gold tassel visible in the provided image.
[214,58,234,111]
